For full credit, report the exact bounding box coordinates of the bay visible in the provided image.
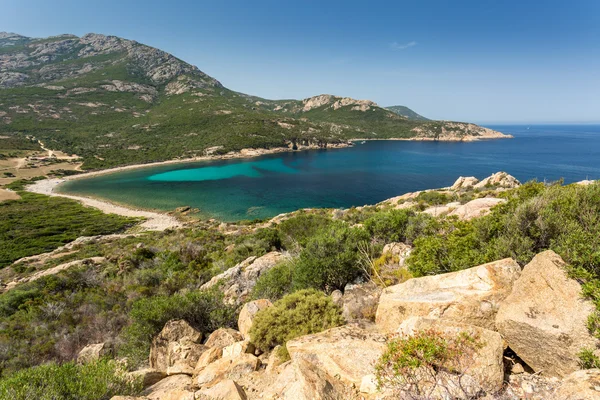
[58,125,600,221]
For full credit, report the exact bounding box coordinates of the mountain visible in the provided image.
[0,33,510,169]
[386,105,429,121]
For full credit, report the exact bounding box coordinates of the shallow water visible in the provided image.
[59,125,600,221]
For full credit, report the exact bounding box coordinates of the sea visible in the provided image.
[58,125,600,221]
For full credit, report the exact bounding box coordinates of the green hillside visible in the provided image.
[386,105,429,121]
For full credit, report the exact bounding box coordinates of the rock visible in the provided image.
[330,290,343,306]
[474,172,520,189]
[553,369,600,400]
[286,324,387,387]
[77,342,112,364]
[382,242,412,263]
[378,242,413,285]
[127,368,166,388]
[195,353,261,387]
[194,346,222,375]
[141,374,194,400]
[222,341,256,358]
[447,197,506,220]
[195,379,248,400]
[263,358,347,400]
[376,258,521,333]
[204,328,243,349]
[451,176,480,190]
[340,282,382,322]
[496,250,599,377]
[201,252,284,304]
[397,317,505,393]
[237,299,273,339]
[149,320,206,375]
[265,346,285,374]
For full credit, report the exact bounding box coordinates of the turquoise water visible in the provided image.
[59,125,600,221]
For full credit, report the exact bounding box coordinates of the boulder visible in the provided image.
[447,197,506,220]
[195,353,261,387]
[286,324,387,387]
[194,347,222,374]
[204,328,243,349]
[195,379,248,400]
[263,358,347,400]
[201,252,284,304]
[451,176,480,190]
[376,258,521,333]
[222,340,256,358]
[474,172,520,189]
[397,317,505,393]
[238,299,273,339]
[340,282,382,322]
[552,369,600,400]
[382,242,412,265]
[149,319,206,375]
[127,368,166,388]
[265,345,285,374]
[495,251,598,377]
[140,374,194,400]
[77,342,112,364]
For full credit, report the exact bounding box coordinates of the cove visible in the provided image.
[58,125,600,222]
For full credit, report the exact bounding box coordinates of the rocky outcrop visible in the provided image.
[448,197,506,220]
[301,94,377,112]
[376,258,521,333]
[201,252,284,304]
[195,353,261,387]
[496,251,598,377]
[553,369,600,400]
[237,299,273,339]
[474,171,520,189]
[451,176,479,190]
[76,342,112,364]
[286,324,387,387]
[397,317,505,393]
[127,368,166,388]
[149,320,206,375]
[140,374,195,400]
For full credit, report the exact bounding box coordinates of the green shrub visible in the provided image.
[252,260,295,301]
[0,359,142,400]
[249,289,345,358]
[119,288,237,367]
[278,213,333,249]
[578,348,600,369]
[375,329,482,398]
[293,222,370,292]
[415,191,453,206]
[364,209,412,242]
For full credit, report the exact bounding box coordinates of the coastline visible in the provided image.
[22,133,512,230]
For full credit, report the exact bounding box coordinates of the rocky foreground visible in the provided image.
[60,174,599,400]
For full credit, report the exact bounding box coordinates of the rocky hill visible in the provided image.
[386,105,429,121]
[0,32,511,169]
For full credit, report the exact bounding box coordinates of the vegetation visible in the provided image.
[0,359,142,400]
[375,329,483,399]
[0,187,139,267]
[249,289,345,359]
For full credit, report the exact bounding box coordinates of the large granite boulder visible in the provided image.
[496,251,598,377]
[195,353,261,388]
[238,298,273,339]
[150,320,206,375]
[397,317,505,394]
[286,324,387,387]
[201,252,284,304]
[376,258,521,333]
[552,369,600,400]
[263,358,348,400]
[127,368,166,388]
[204,328,244,350]
[447,197,506,220]
[451,176,480,190]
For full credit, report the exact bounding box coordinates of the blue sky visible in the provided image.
[2,0,599,123]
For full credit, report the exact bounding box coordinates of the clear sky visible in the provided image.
[2,0,599,123]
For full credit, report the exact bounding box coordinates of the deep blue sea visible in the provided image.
[59,125,600,221]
